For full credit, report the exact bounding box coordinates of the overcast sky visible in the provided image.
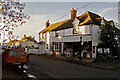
[19,0,119,2]
[14,2,119,42]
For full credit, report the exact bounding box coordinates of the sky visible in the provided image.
[13,1,119,42]
[19,0,119,2]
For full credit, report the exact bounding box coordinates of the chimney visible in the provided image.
[45,20,50,28]
[33,37,35,39]
[71,8,77,20]
[24,35,26,38]
[29,36,31,38]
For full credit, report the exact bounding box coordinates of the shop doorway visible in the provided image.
[63,41,92,58]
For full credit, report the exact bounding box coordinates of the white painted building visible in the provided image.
[39,8,106,58]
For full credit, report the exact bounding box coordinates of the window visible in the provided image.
[9,50,17,56]
[73,25,90,35]
[54,43,59,50]
[18,50,25,56]
[46,44,49,49]
[55,31,59,37]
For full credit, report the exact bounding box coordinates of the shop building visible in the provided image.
[39,8,107,58]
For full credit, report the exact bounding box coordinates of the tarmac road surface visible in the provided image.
[2,54,119,80]
[28,55,119,78]
[0,49,2,80]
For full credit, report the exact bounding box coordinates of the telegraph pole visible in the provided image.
[79,36,82,60]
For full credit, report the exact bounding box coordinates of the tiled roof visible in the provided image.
[40,19,73,33]
[7,40,19,45]
[77,11,103,26]
[7,36,38,46]
[39,11,105,33]
[20,37,38,43]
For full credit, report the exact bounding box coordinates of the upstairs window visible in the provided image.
[55,31,59,37]
[74,25,90,35]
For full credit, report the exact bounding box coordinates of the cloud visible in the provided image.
[13,2,118,42]
[99,7,117,16]
[14,13,63,41]
[14,14,49,41]
[97,6,118,22]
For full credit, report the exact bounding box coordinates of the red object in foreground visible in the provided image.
[53,52,56,56]
[2,48,27,66]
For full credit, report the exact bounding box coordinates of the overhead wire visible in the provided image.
[41,2,118,29]
[40,2,94,33]
[50,2,94,23]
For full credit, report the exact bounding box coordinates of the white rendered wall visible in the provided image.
[45,32,50,50]
[91,25,100,46]
[52,35,91,42]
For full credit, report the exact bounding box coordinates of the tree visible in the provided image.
[0,0,30,42]
[98,20,120,57]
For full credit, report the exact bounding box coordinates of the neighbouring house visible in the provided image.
[7,39,19,46]
[38,8,116,58]
[7,35,38,48]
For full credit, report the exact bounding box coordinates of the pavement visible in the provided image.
[38,54,119,71]
[28,55,119,79]
[57,55,95,62]
[50,55,95,63]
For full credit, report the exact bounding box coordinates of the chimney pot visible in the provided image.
[29,36,31,38]
[33,37,35,39]
[71,8,77,20]
[46,20,50,28]
[24,35,26,38]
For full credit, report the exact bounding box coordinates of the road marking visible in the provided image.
[27,74,36,78]
[23,64,30,69]
[23,70,27,73]
[18,65,21,68]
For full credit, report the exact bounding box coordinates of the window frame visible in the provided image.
[54,42,59,51]
[18,50,25,56]
[9,50,17,56]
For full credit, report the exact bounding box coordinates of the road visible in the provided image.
[0,49,2,80]
[2,54,119,80]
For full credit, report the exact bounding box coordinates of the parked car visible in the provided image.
[2,48,27,68]
[0,45,8,49]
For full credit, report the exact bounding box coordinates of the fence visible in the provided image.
[29,49,50,55]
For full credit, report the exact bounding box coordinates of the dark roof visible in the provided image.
[7,36,38,46]
[20,37,38,43]
[40,19,73,33]
[52,19,73,31]
[77,11,103,26]
[7,39,19,45]
[39,11,105,34]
